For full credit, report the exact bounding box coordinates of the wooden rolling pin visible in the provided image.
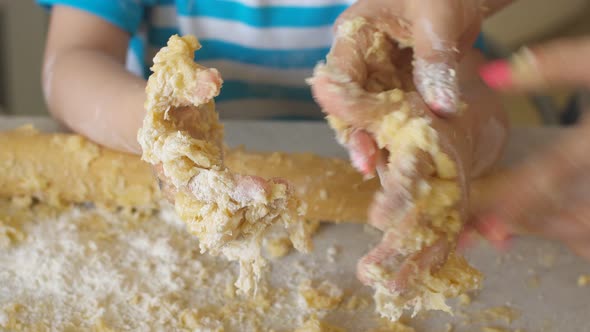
[0,126,505,223]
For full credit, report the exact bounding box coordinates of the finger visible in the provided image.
[152,163,177,202]
[410,0,471,116]
[309,16,373,115]
[368,149,434,231]
[309,21,385,127]
[536,203,590,242]
[356,231,401,287]
[479,37,590,91]
[328,17,373,84]
[368,189,415,232]
[231,175,271,204]
[385,238,449,293]
[369,159,415,232]
[474,129,590,234]
[192,67,223,105]
[348,129,379,177]
[568,242,590,262]
[470,214,512,250]
[311,68,407,127]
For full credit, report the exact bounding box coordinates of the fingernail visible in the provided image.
[479,60,513,90]
[414,59,459,116]
[350,150,371,176]
[350,151,365,173]
[478,214,512,251]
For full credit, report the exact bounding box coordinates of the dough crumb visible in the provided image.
[458,293,471,306]
[484,306,521,324]
[367,320,416,332]
[295,315,344,332]
[92,318,115,332]
[265,236,293,258]
[299,280,344,310]
[482,327,509,332]
[179,308,224,331]
[373,253,482,321]
[527,275,540,288]
[0,222,25,248]
[326,245,339,263]
[137,35,311,294]
[224,281,236,299]
[537,252,556,268]
[344,295,369,311]
[577,274,590,287]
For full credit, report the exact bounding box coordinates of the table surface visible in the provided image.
[1,116,587,332]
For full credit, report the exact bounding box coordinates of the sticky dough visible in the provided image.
[0,126,379,222]
[136,35,314,293]
[313,18,480,320]
[0,126,503,221]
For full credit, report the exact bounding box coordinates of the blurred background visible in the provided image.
[0,0,589,126]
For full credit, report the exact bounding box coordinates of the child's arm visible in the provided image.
[43,5,145,154]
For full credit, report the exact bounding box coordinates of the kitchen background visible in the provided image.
[0,0,589,125]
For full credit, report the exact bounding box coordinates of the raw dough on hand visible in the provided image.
[136,35,311,293]
[313,18,481,320]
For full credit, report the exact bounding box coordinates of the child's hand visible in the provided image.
[146,64,286,211]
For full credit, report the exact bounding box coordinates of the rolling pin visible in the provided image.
[0,126,506,223]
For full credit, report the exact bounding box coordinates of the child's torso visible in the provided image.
[132,0,355,119]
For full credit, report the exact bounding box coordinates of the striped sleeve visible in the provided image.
[37,0,145,34]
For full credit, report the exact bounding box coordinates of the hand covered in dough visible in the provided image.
[311,0,513,179]
[311,16,508,299]
[313,0,513,120]
[138,36,310,294]
[148,66,288,214]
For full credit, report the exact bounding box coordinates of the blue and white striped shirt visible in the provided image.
[38,0,486,119]
[39,0,359,119]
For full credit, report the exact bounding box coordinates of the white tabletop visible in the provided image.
[1,116,586,332]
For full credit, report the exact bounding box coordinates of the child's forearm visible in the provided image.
[43,48,146,154]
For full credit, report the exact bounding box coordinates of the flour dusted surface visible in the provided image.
[0,198,414,331]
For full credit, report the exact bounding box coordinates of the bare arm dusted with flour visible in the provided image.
[138,35,311,294]
[310,11,509,320]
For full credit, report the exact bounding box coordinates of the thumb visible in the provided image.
[479,37,590,91]
[411,0,476,116]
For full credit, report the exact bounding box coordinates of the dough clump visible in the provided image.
[138,35,311,293]
[314,17,481,320]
